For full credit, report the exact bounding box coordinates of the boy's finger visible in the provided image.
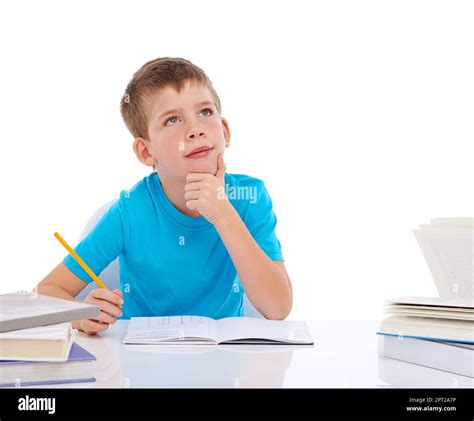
[93,299,123,317]
[185,199,199,211]
[94,311,117,325]
[184,181,204,191]
[215,153,226,179]
[91,288,124,306]
[184,190,200,201]
[83,320,108,334]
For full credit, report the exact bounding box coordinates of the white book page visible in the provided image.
[413,229,452,297]
[0,322,71,341]
[385,304,474,313]
[386,308,474,321]
[388,296,474,309]
[216,317,313,344]
[387,315,473,330]
[413,228,473,298]
[123,316,218,344]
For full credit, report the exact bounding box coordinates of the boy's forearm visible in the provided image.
[37,284,77,301]
[214,207,292,320]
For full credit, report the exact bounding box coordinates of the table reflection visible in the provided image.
[118,343,306,388]
[377,356,474,388]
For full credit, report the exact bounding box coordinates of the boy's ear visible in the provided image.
[221,117,231,148]
[133,137,158,167]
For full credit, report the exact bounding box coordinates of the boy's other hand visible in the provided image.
[77,288,123,335]
[185,153,235,225]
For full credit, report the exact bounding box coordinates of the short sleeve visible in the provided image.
[63,198,126,283]
[247,181,284,261]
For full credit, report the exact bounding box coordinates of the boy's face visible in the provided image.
[138,80,230,182]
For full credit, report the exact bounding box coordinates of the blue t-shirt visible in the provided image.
[64,172,284,319]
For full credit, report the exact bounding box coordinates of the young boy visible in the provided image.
[37,57,292,335]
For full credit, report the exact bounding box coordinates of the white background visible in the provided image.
[0,0,472,320]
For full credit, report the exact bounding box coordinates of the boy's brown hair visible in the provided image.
[120,57,222,140]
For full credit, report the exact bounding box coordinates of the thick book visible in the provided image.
[0,342,96,387]
[378,296,474,343]
[123,316,314,345]
[0,292,100,333]
[378,334,474,378]
[0,322,75,361]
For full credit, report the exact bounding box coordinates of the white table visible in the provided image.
[51,320,474,388]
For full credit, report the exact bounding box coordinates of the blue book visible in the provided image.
[0,342,96,387]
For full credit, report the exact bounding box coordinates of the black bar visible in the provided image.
[0,388,472,420]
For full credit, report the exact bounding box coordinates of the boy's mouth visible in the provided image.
[185,146,214,159]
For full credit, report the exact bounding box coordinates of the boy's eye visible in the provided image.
[165,116,179,126]
[199,108,213,117]
[164,108,213,126]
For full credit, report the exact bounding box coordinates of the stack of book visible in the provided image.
[377,296,474,377]
[0,292,100,387]
[378,217,474,378]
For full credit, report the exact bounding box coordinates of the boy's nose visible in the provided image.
[186,127,206,140]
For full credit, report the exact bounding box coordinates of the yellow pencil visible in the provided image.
[53,232,108,290]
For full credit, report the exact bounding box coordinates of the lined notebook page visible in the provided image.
[123,316,218,343]
[216,317,314,344]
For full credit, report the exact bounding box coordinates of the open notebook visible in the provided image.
[123,316,314,345]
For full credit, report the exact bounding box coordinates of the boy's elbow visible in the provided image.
[36,279,52,295]
[264,268,293,320]
[263,299,292,321]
